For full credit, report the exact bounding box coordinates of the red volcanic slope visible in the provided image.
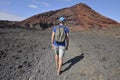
[17,3,120,31]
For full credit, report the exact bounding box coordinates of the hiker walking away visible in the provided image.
[51,17,69,76]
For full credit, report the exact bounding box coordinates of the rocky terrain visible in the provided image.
[0,25,120,80]
[0,28,51,80]
[0,20,18,28]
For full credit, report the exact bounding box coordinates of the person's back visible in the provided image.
[51,17,69,75]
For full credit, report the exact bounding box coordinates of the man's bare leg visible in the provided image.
[55,54,59,69]
[57,57,63,75]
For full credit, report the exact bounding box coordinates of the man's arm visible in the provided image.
[66,33,69,50]
[51,32,55,49]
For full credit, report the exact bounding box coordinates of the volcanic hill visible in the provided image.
[10,3,120,31]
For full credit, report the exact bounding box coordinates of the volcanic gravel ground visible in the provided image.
[0,27,120,80]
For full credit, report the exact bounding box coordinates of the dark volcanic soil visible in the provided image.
[0,28,51,80]
[0,27,120,80]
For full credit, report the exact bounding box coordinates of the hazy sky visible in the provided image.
[0,0,120,22]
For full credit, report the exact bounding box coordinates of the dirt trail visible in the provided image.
[26,30,84,80]
[44,29,120,80]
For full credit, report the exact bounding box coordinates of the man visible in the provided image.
[51,17,69,76]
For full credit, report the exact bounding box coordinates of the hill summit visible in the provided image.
[17,3,120,31]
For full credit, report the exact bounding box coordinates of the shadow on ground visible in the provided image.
[62,53,84,73]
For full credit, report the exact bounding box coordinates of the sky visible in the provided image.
[0,0,120,22]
